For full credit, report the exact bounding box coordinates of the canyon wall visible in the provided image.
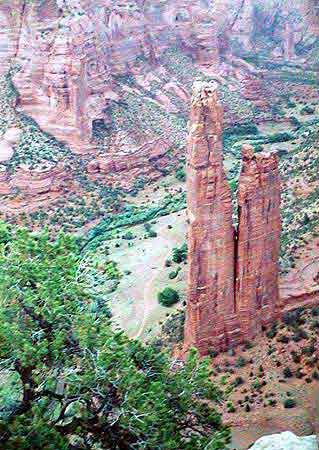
[0,0,315,155]
[184,82,282,355]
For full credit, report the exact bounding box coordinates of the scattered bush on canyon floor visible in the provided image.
[175,166,186,182]
[172,242,188,263]
[284,398,297,408]
[158,287,180,307]
[301,104,316,115]
[169,267,181,279]
[283,367,293,378]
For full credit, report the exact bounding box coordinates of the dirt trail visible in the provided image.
[134,221,175,339]
[108,210,187,340]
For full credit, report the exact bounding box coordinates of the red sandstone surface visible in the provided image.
[185,83,284,355]
[184,81,238,355]
[0,0,316,178]
[236,144,281,340]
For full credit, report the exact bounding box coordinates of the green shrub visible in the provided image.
[266,325,277,339]
[301,105,315,115]
[292,328,308,342]
[233,376,244,387]
[175,167,186,182]
[223,123,259,140]
[169,267,181,280]
[158,287,180,307]
[252,380,262,390]
[122,231,135,240]
[289,116,301,128]
[226,401,236,413]
[267,132,294,143]
[284,398,296,408]
[208,348,219,358]
[235,356,247,368]
[301,344,315,356]
[287,100,296,108]
[172,243,187,263]
[244,341,254,350]
[283,367,293,378]
[277,334,290,344]
[291,351,301,364]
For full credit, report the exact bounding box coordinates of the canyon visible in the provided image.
[0,1,318,448]
[0,0,317,207]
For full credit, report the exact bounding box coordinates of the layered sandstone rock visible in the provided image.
[184,82,239,354]
[87,137,172,190]
[236,144,281,341]
[0,163,71,198]
[0,0,311,158]
[11,163,71,196]
[184,83,281,355]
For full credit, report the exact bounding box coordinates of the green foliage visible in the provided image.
[175,166,186,182]
[158,287,180,307]
[235,356,246,368]
[122,231,135,240]
[168,267,181,280]
[172,242,188,264]
[233,376,244,387]
[223,123,259,141]
[284,398,296,409]
[144,223,157,238]
[84,192,186,252]
[0,225,230,449]
[301,105,316,115]
[283,367,293,378]
[289,116,301,128]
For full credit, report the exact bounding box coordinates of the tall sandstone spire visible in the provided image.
[184,82,238,355]
[184,83,281,355]
[236,144,281,339]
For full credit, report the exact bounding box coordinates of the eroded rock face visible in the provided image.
[184,83,281,355]
[236,144,281,341]
[184,82,238,354]
[0,163,71,198]
[0,0,314,157]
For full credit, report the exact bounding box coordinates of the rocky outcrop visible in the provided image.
[184,82,239,354]
[0,163,71,197]
[0,127,22,162]
[87,137,172,190]
[184,83,281,355]
[236,144,281,341]
[249,431,318,450]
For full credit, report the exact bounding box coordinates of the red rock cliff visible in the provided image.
[184,82,239,355]
[184,84,281,355]
[236,144,281,341]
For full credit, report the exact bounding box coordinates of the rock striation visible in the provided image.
[236,144,281,341]
[184,82,281,354]
[184,82,239,354]
[0,0,314,156]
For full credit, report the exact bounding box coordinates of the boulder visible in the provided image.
[249,431,318,450]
